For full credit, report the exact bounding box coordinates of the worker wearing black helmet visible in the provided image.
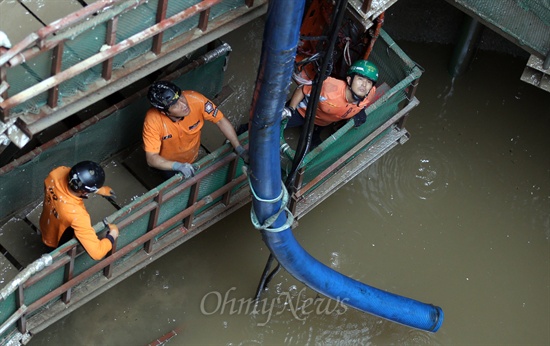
[143,81,248,179]
[39,161,119,260]
[284,60,379,145]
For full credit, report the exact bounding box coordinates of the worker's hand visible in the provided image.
[172,162,195,179]
[235,145,249,165]
[107,223,119,239]
[96,186,116,198]
[352,110,367,127]
[281,106,294,120]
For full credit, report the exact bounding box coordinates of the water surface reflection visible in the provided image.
[30,21,549,346]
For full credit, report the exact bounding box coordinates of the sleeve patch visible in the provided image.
[212,108,219,118]
[204,101,215,114]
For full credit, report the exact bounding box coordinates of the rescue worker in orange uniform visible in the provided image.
[143,81,248,179]
[284,60,379,146]
[39,161,119,260]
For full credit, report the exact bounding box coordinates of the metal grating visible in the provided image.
[446,0,550,58]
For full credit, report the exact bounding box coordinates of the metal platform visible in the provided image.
[445,0,550,92]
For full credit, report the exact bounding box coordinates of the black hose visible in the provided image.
[285,0,349,190]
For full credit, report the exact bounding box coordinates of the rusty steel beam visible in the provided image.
[0,67,7,102]
[37,0,149,53]
[0,33,39,67]
[223,155,239,205]
[6,0,208,67]
[24,256,71,288]
[102,18,119,81]
[0,0,225,118]
[47,43,64,108]
[37,0,117,40]
[198,8,211,31]
[184,182,200,229]
[16,286,26,333]
[103,240,117,279]
[17,1,267,137]
[61,247,77,304]
[363,12,384,60]
[145,194,163,253]
[152,0,169,55]
[5,0,150,68]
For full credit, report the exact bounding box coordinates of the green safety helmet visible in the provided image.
[347,60,379,83]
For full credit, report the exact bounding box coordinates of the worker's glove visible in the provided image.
[96,186,116,198]
[352,110,367,127]
[172,162,195,179]
[107,223,119,238]
[105,223,119,245]
[235,145,249,165]
[281,106,294,120]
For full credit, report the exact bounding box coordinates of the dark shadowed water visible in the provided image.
[30,18,549,346]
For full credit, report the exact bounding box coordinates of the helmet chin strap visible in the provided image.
[347,75,370,103]
[349,87,365,102]
[348,74,367,103]
[347,82,365,103]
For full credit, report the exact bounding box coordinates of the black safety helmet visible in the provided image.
[147,81,181,112]
[68,161,105,194]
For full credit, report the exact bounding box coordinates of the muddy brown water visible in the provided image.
[29,18,550,345]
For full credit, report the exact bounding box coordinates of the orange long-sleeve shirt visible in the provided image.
[39,166,113,260]
[297,77,376,126]
[142,90,224,163]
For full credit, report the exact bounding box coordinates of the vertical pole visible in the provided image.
[449,14,483,77]
[198,9,211,31]
[102,17,119,81]
[16,286,26,333]
[62,247,77,303]
[152,0,169,55]
[48,43,64,108]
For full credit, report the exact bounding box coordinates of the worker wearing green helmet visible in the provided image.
[284,59,379,146]
[346,60,378,102]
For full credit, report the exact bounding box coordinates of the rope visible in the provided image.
[343,37,352,66]
[248,176,295,233]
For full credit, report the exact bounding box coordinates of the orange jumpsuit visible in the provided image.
[142,90,224,163]
[297,77,376,126]
[39,166,113,260]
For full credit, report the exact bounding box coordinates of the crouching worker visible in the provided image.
[39,161,119,260]
[284,60,379,146]
[143,81,248,180]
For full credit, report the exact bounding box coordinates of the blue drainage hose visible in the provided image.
[248,0,443,332]
[261,230,444,332]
